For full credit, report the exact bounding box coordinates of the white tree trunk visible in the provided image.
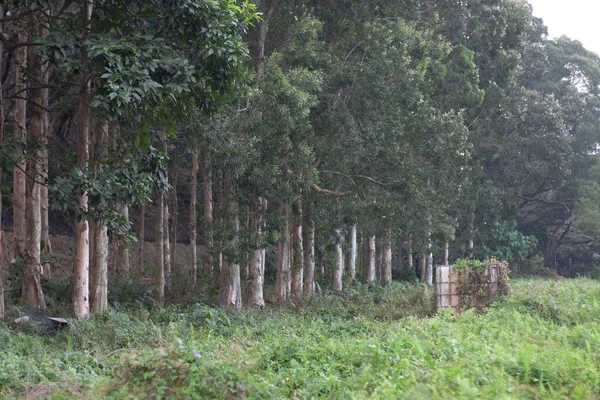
[367,235,376,282]
[21,27,46,310]
[380,230,392,285]
[91,223,108,313]
[73,0,93,319]
[407,234,413,274]
[164,202,171,290]
[427,252,434,285]
[245,198,266,308]
[333,227,344,290]
[291,200,304,297]
[443,242,449,266]
[275,202,290,300]
[348,224,357,282]
[218,172,241,310]
[303,203,315,295]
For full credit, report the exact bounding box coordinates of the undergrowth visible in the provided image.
[1,279,600,399]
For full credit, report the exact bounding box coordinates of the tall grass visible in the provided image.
[2,279,600,398]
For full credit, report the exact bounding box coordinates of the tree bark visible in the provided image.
[443,242,449,266]
[90,223,108,313]
[90,122,108,312]
[303,200,315,295]
[468,217,474,257]
[137,203,145,276]
[12,29,27,261]
[73,0,94,319]
[189,150,198,285]
[202,153,214,275]
[348,224,357,282]
[426,251,434,285]
[367,235,376,282]
[155,189,165,307]
[218,171,241,310]
[419,251,427,282]
[245,198,266,308]
[407,234,413,274]
[171,165,178,264]
[333,226,344,290]
[117,205,130,277]
[21,18,48,310]
[275,202,290,300]
[40,23,51,279]
[164,202,171,290]
[291,200,304,296]
[380,230,392,285]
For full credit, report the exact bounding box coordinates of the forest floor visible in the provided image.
[1,278,600,399]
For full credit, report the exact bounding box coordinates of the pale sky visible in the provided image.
[528,0,600,55]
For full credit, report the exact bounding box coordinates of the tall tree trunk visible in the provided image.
[189,150,198,285]
[468,217,474,257]
[73,0,94,319]
[171,166,178,264]
[333,227,344,290]
[426,251,434,285]
[376,237,384,283]
[202,153,214,275]
[443,242,449,266]
[348,224,357,282]
[245,198,266,308]
[90,122,108,312]
[380,230,392,285]
[397,238,403,273]
[117,205,130,277]
[90,223,108,313]
[407,234,413,275]
[40,32,51,279]
[419,251,427,282]
[137,203,145,276]
[291,200,304,297]
[21,30,45,310]
[164,202,171,290]
[40,146,51,277]
[12,30,27,261]
[303,199,315,295]
[155,189,165,307]
[275,202,290,300]
[367,235,376,282]
[218,171,241,310]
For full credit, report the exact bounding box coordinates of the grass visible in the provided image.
[2,279,600,398]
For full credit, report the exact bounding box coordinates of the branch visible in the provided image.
[321,170,388,186]
[517,194,571,212]
[309,184,360,197]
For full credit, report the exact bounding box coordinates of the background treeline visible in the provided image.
[2,0,600,317]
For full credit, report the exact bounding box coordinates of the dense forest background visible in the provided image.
[2,0,600,317]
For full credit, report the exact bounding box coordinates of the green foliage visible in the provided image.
[453,258,488,273]
[481,221,539,262]
[3,279,600,398]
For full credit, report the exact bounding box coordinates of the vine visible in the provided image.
[453,258,510,312]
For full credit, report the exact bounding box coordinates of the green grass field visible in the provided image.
[2,279,600,399]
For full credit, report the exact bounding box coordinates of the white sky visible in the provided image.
[527,0,600,55]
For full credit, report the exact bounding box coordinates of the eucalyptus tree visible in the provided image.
[34,0,257,315]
